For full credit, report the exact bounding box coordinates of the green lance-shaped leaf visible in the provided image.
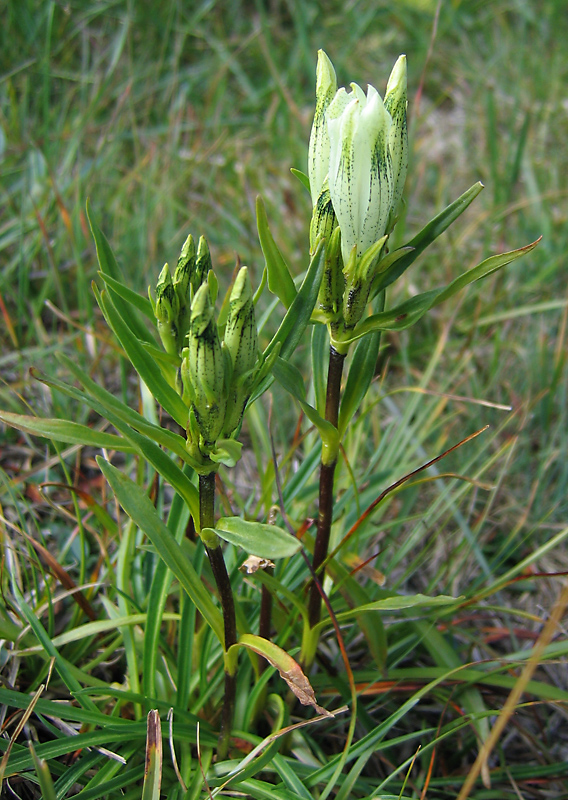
[0,410,136,452]
[248,239,325,405]
[256,195,297,309]
[311,592,462,637]
[338,327,382,437]
[209,516,301,559]
[97,457,223,641]
[371,181,484,297]
[99,271,154,321]
[154,263,180,357]
[344,238,542,345]
[291,167,311,193]
[184,282,227,444]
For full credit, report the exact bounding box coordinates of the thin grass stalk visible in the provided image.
[199,472,237,760]
[258,567,273,674]
[307,344,345,629]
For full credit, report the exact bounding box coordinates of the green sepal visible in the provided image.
[256,195,297,309]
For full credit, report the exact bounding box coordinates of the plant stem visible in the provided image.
[199,472,237,760]
[307,344,345,630]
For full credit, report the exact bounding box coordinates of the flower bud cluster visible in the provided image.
[180,267,259,464]
[152,234,213,358]
[308,50,408,337]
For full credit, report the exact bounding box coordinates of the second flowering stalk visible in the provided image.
[153,247,260,758]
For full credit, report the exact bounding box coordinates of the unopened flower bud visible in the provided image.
[173,234,196,349]
[222,267,258,438]
[308,50,337,209]
[193,236,212,295]
[223,267,257,379]
[384,55,408,226]
[173,234,196,302]
[155,264,180,356]
[185,283,226,444]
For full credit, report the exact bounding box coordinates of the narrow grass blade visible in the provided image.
[29,743,57,800]
[142,710,162,800]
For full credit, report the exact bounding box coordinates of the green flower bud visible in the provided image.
[155,264,180,357]
[384,55,408,227]
[173,234,196,349]
[223,267,257,379]
[173,234,196,302]
[194,235,212,295]
[185,283,226,444]
[222,267,258,438]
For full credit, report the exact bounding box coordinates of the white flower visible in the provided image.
[327,82,393,264]
[307,52,409,267]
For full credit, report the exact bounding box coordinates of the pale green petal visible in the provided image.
[328,95,361,262]
[356,86,393,256]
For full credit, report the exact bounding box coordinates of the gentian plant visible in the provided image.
[0,47,539,785]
